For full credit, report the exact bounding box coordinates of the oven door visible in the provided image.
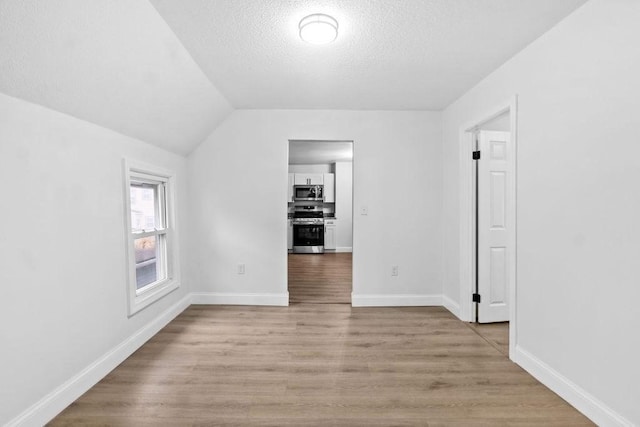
[293,223,325,253]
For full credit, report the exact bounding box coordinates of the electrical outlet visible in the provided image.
[391,265,399,276]
[237,263,245,275]
[360,206,368,215]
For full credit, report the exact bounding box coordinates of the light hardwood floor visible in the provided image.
[468,321,510,357]
[51,305,592,426]
[288,253,352,304]
[52,253,586,425]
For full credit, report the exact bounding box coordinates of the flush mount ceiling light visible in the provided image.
[299,13,338,45]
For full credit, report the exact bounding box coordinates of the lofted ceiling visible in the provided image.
[0,0,232,155]
[0,0,587,155]
[150,0,588,110]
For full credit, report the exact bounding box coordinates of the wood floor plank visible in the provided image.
[50,305,593,426]
[288,252,352,304]
[467,321,510,356]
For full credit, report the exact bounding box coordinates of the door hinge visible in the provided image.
[472,151,481,160]
[472,293,481,303]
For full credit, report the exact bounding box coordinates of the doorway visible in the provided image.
[459,97,517,357]
[287,140,354,304]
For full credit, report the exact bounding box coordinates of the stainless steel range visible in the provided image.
[292,204,324,254]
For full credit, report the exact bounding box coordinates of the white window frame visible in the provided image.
[123,159,180,316]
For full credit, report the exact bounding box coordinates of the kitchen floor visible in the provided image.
[288,252,352,304]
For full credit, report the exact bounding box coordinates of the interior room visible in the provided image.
[1,0,639,425]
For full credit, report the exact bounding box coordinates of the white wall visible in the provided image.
[0,93,190,425]
[188,110,442,305]
[288,164,333,173]
[480,112,510,131]
[335,161,353,250]
[442,0,640,424]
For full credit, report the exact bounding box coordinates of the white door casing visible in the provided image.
[477,130,511,323]
[288,173,295,202]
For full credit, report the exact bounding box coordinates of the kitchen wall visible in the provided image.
[288,164,333,174]
[0,93,190,426]
[188,109,442,305]
[442,0,640,424]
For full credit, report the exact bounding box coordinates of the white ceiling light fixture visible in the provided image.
[299,13,338,45]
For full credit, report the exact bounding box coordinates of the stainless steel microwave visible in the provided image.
[293,185,323,201]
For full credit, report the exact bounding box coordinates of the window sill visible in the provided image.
[128,278,180,317]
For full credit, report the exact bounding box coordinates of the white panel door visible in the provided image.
[477,130,511,323]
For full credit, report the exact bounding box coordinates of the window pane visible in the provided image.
[135,236,157,289]
[130,184,156,231]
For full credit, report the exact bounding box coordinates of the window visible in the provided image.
[124,160,179,315]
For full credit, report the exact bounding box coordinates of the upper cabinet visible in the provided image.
[294,173,324,186]
[323,173,335,203]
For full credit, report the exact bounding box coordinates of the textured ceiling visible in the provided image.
[0,0,232,155]
[150,0,588,110]
[0,0,588,155]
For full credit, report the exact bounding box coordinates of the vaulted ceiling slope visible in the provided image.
[0,1,587,155]
[150,0,587,110]
[0,0,232,155]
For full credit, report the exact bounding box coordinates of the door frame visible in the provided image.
[458,95,518,358]
[286,139,355,305]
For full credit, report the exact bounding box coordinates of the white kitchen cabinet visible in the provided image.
[288,219,293,252]
[324,219,336,250]
[294,173,324,186]
[288,173,295,202]
[323,173,335,203]
[309,174,323,185]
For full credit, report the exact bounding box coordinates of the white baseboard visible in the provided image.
[336,247,352,253]
[513,346,632,427]
[191,292,289,306]
[351,293,442,307]
[7,294,192,427]
[442,295,461,318]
